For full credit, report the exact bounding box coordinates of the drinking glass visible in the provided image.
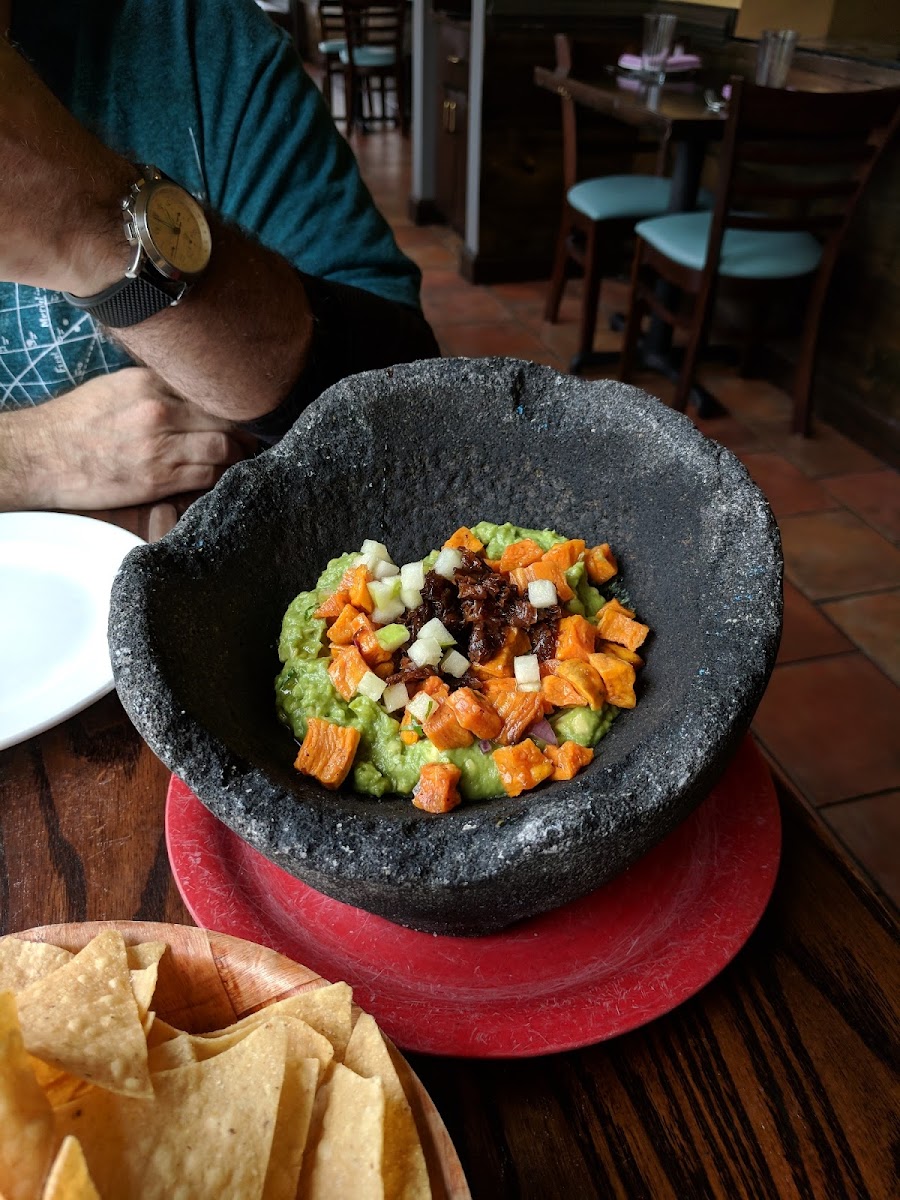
[755,29,798,88]
[641,13,677,83]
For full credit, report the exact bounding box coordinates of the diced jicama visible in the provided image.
[357,670,387,702]
[400,561,425,589]
[408,637,443,667]
[367,578,401,609]
[407,690,438,723]
[527,579,558,609]
[375,623,410,651]
[371,600,405,625]
[418,617,456,647]
[441,649,470,678]
[433,548,462,579]
[513,654,541,691]
[361,539,391,561]
[382,681,410,713]
[372,559,400,580]
[400,586,423,610]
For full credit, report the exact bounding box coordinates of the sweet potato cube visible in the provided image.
[498,538,544,573]
[294,717,360,789]
[556,614,597,661]
[595,601,648,652]
[313,590,350,621]
[423,701,474,750]
[471,646,514,681]
[491,688,545,746]
[584,544,618,584]
[327,603,365,645]
[328,645,369,701]
[413,762,462,813]
[541,674,585,708]
[492,739,554,797]
[482,677,517,705]
[443,527,484,553]
[419,674,450,703]
[542,539,586,571]
[588,652,637,709]
[509,560,574,602]
[399,728,419,745]
[554,660,606,711]
[341,563,374,612]
[373,660,395,679]
[543,741,594,781]
[445,687,503,740]
[351,613,393,666]
[597,640,644,667]
[603,596,635,619]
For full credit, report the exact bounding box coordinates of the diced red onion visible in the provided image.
[526,718,558,745]
[479,739,493,754]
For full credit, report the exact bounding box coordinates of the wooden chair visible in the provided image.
[619,77,900,435]
[544,33,710,376]
[317,1,347,121]
[340,0,409,136]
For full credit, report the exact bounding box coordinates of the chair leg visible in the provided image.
[792,270,829,437]
[571,224,602,375]
[544,210,571,324]
[673,281,715,413]
[619,240,646,383]
[322,61,333,112]
[397,67,409,136]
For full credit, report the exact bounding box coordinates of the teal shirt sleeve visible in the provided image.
[57,0,421,311]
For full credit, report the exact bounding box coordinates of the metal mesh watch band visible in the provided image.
[64,272,185,329]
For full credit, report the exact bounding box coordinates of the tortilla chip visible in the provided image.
[124,943,167,972]
[149,1013,334,1079]
[0,992,56,1200]
[196,982,353,1060]
[301,1062,385,1200]
[0,938,72,993]
[55,1020,288,1199]
[262,1050,319,1200]
[345,1012,431,1200]
[40,1136,100,1200]
[15,930,152,1098]
[145,1017,179,1048]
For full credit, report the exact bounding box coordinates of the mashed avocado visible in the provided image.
[275,523,620,799]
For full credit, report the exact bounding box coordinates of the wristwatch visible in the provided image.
[64,165,212,328]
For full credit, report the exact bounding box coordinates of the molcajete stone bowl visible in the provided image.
[109,357,782,935]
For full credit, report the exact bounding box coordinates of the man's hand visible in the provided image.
[0,369,256,511]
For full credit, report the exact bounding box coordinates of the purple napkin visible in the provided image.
[618,52,702,73]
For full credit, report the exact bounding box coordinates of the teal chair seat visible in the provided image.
[635,210,823,279]
[567,176,714,223]
[339,45,396,68]
[318,37,346,55]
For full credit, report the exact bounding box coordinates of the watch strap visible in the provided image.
[63,271,186,330]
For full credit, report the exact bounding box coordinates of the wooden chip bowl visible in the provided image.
[18,919,470,1200]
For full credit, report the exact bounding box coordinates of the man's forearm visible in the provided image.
[112,218,314,423]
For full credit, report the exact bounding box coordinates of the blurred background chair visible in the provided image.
[544,33,711,375]
[255,0,305,53]
[317,1,347,121]
[619,77,900,435]
[340,0,409,136]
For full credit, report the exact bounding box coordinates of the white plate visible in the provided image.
[0,512,144,750]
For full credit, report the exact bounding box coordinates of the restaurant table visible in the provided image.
[2,501,899,1198]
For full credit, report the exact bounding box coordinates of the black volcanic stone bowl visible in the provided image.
[110,357,782,935]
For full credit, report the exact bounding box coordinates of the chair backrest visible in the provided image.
[341,1,406,65]
[553,33,579,192]
[702,78,900,282]
[318,0,344,43]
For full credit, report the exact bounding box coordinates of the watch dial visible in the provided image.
[146,183,212,276]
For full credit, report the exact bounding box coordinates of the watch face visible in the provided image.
[144,183,212,277]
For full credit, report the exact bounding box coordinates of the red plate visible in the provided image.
[166,736,780,1058]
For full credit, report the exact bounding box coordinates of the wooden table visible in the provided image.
[1,503,898,1198]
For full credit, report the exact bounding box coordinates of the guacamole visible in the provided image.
[275,521,633,801]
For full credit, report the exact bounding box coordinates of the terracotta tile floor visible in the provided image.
[347,128,900,909]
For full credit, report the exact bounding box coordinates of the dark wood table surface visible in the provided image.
[1,502,898,1198]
